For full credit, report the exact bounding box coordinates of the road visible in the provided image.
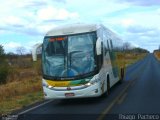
[16,54,160,120]
[109,54,160,114]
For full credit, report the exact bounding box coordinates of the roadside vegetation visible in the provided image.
[124,52,148,66]
[123,42,149,67]
[116,45,149,68]
[0,45,43,114]
[154,50,160,61]
[0,44,149,115]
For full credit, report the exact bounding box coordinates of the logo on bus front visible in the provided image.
[67,87,71,90]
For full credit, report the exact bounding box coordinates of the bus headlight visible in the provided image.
[85,77,99,86]
[42,79,54,89]
[48,85,53,89]
[85,82,92,86]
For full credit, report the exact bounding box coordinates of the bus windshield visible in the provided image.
[42,32,97,79]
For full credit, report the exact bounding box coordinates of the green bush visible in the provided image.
[0,45,9,84]
[0,62,9,84]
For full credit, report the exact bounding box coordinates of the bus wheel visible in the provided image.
[120,68,124,83]
[100,75,110,98]
[107,75,110,95]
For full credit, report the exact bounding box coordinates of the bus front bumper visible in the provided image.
[43,83,102,99]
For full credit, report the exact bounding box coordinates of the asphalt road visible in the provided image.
[16,53,160,120]
[109,53,160,113]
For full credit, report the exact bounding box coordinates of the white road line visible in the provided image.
[18,99,53,115]
[117,92,127,104]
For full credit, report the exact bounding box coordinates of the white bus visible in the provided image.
[32,24,125,99]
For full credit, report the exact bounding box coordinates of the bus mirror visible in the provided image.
[32,43,42,61]
[96,38,102,55]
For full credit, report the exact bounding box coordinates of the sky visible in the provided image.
[0,0,160,53]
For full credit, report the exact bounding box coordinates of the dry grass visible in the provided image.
[0,57,43,115]
[0,75,43,114]
[154,51,160,61]
[0,92,43,114]
[124,53,147,66]
[116,52,147,78]
[0,76,42,102]
[116,52,147,68]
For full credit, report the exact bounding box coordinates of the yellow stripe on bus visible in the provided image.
[46,80,70,87]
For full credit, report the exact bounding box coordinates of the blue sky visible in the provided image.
[0,0,160,53]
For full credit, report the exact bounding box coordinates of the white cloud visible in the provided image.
[65,0,130,21]
[37,6,79,21]
[4,42,21,49]
[157,8,160,15]
[2,42,22,53]
[37,24,57,34]
[105,18,136,28]
[122,11,160,28]
[121,27,160,52]
[2,16,26,26]
[0,0,79,36]
[130,42,139,48]
[2,40,43,54]
[101,7,160,52]
[121,19,135,27]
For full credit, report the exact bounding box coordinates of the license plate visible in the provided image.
[65,93,75,97]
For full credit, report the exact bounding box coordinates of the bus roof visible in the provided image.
[45,24,101,36]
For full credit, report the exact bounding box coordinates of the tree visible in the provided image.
[16,47,27,68]
[16,47,26,55]
[0,45,5,64]
[0,45,9,84]
[0,45,5,57]
[123,42,131,51]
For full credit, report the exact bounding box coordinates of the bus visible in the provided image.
[32,24,125,99]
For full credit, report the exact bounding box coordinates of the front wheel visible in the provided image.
[107,75,110,95]
[119,68,124,83]
[99,75,110,98]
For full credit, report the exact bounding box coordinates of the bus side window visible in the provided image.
[104,45,107,55]
[107,40,110,51]
[110,39,113,50]
[101,42,104,58]
[103,34,108,55]
[97,41,104,71]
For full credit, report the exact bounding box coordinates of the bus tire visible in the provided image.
[107,75,110,95]
[119,68,124,83]
[100,75,110,98]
